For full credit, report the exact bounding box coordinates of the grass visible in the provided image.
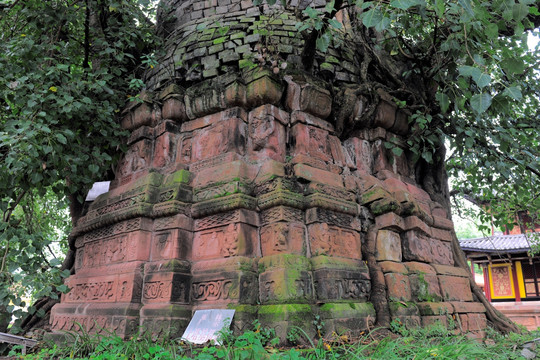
[9,321,540,360]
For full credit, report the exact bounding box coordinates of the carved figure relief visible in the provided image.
[221,223,239,257]
[309,223,361,258]
[260,222,305,256]
[249,112,285,161]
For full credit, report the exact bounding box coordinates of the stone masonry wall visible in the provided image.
[49,0,487,342]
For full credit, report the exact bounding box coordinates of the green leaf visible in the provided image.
[392,147,404,156]
[328,19,342,29]
[434,0,445,17]
[55,133,67,144]
[362,8,383,28]
[458,65,481,78]
[485,23,499,39]
[512,3,529,21]
[436,92,450,113]
[473,72,491,88]
[316,32,331,52]
[502,86,522,100]
[501,57,525,74]
[390,0,422,10]
[89,164,99,174]
[458,0,474,16]
[421,151,433,163]
[470,93,492,114]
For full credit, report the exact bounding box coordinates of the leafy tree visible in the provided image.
[0,0,157,332]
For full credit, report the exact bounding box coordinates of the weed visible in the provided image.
[13,321,540,359]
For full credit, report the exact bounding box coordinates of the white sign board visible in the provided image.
[181,309,235,344]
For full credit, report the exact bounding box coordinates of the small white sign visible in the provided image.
[181,309,235,345]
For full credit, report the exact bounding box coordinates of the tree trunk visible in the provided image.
[419,146,521,334]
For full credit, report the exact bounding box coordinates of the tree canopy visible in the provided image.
[0,0,157,332]
[0,0,539,333]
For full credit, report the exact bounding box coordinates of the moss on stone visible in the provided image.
[258,254,311,272]
[310,255,366,271]
[318,302,375,319]
[258,304,312,322]
[370,198,400,215]
[164,169,191,185]
[388,301,420,317]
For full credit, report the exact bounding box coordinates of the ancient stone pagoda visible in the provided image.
[49,0,488,340]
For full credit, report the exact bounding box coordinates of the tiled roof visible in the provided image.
[459,234,535,253]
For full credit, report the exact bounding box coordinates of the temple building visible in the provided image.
[460,216,540,330]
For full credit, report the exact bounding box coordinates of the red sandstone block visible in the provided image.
[431,239,454,265]
[193,160,257,188]
[291,123,332,163]
[421,315,448,328]
[285,75,332,119]
[361,185,392,205]
[224,81,247,108]
[404,261,436,275]
[162,98,187,122]
[467,313,487,331]
[259,268,314,304]
[253,160,286,185]
[432,264,469,277]
[152,132,177,169]
[328,136,347,167]
[385,272,412,301]
[129,103,153,130]
[402,230,433,263]
[192,222,258,260]
[403,216,431,236]
[409,273,442,302]
[291,111,335,133]
[379,261,408,274]
[116,139,154,179]
[245,73,283,108]
[141,271,190,304]
[293,163,344,188]
[438,275,473,301]
[121,112,133,130]
[354,173,383,194]
[431,227,453,242]
[248,106,287,162]
[249,104,290,125]
[372,140,392,174]
[261,222,306,256]
[375,230,402,262]
[175,135,192,166]
[432,216,454,230]
[405,183,431,202]
[449,301,486,313]
[403,231,453,265]
[416,302,454,316]
[181,107,248,132]
[151,228,192,261]
[190,117,247,163]
[308,223,362,259]
[375,212,405,231]
[343,137,373,174]
[384,178,409,196]
[291,154,330,173]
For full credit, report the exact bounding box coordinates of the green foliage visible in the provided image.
[0,0,157,330]
[12,323,540,359]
